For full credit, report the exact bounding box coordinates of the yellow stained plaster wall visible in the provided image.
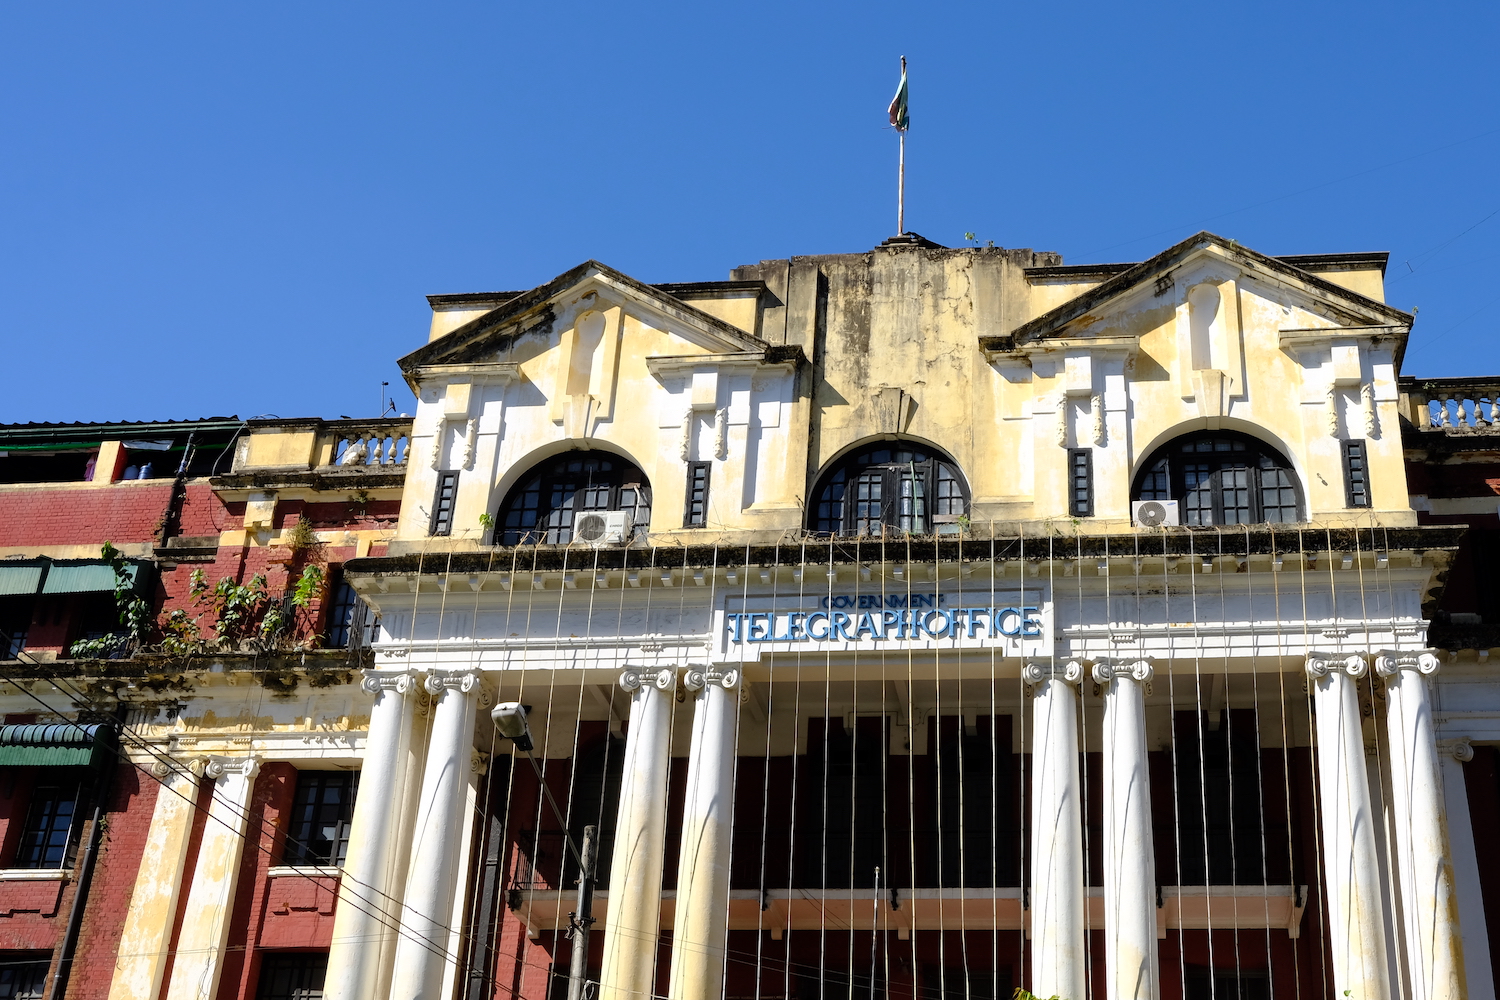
[670,291,761,335]
[394,242,1415,548]
[240,427,318,469]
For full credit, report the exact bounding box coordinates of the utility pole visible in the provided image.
[566,825,599,1000]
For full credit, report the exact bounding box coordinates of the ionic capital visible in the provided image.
[620,667,675,694]
[1439,738,1475,762]
[683,665,740,693]
[361,667,418,697]
[423,668,480,697]
[152,755,205,779]
[1022,659,1085,687]
[1306,652,1368,680]
[1373,649,1442,679]
[1092,658,1153,686]
[203,755,259,780]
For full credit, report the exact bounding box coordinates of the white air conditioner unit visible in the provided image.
[1131,500,1180,527]
[574,510,632,546]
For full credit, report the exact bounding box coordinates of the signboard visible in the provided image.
[715,590,1052,663]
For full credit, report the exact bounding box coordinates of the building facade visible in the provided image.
[0,231,1498,1000]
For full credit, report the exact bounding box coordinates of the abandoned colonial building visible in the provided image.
[1,230,1498,1000]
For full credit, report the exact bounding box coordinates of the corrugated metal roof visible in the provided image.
[41,561,139,595]
[0,723,116,768]
[0,565,43,596]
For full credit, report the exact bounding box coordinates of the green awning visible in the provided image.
[0,724,117,768]
[0,566,43,597]
[40,561,144,595]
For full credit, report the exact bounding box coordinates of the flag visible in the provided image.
[888,56,909,132]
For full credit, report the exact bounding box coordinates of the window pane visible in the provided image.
[284,773,358,867]
[0,961,49,1000]
[498,455,651,544]
[17,786,77,869]
[256,953,327,1000]
[851,471,884,536]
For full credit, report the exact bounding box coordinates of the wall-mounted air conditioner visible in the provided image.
[574,510,632,546]
[1131,500,1181,527]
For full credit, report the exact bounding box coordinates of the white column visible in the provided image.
[163,756,260,1000]
[1094,659,1159,1000]
[388,668,481,1000]
[599,667,676,1000]
[1436,739,1494,1000]
[668,666,741,1000]
[107,760,202,1000]
[325,668,419,1000]
[1306,653,1392,1000]
[1023,659,1087,1000]
[1375,650,1466,1000]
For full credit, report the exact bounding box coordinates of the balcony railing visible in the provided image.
[1399,377,1500,434]
[328,419,410,469]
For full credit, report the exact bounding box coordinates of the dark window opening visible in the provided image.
[930,715,1016,888]
[809,443,968,536]
[1069,448,1094,517]
[16,784,79,869]
[1184,967,1269,1000]
[1133,432,1301,525]
[1171,710,1276,885]
[255,952,327,1000]
[325,579,377,650]
[683,461,712,528]
[800,716,887,888]
[429,471,459,536]
[0,598,29,661]
[0,957,49,1000]
[495,452,651,546]
[283,772,357,867]
[1344,439,1371,508]
[921,964,1011,1000]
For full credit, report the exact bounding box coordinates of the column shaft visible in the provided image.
[325,668,418,1000]
[1096,660,1158,1000]
[163,756,260,1000]
[599,668,676,1000]
[1024,660,1086,1000]
[106,763,200,1000]
[1307,654,1392,1000]
[668,668,741,1000]
[388,669,481,1000]
[1437,742,1493,1000]
[1377,652,1466,1000]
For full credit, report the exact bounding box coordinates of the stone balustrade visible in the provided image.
[1400,376,1500,433]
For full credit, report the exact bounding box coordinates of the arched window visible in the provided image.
[496,451,651,545]
[809,442,968,536]
[1132,431,1301,525]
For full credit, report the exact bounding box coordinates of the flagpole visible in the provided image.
[898,130,905,236]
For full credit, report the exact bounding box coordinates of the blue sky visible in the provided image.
[2,2,1496,423]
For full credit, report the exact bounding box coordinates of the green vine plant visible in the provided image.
[1013,990,1067,1000]
[69,544,326,659]
[66,542,153,660]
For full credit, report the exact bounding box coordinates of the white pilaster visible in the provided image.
[1306,653,1391,1000]
[107,760,202,1000]
[599,667,676,1000]
[1093,659,1158,1000]
[163,755,260,1000]
[388,668,482,1000]
[325,668,419,1000]
[1436,739,1493,1000]
[668,666,741,1000]
[1023,658,1087,1000]
[1375,650,1466,1000]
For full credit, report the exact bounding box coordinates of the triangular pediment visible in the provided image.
[399,260,769,375]
[999,231,1413,352]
